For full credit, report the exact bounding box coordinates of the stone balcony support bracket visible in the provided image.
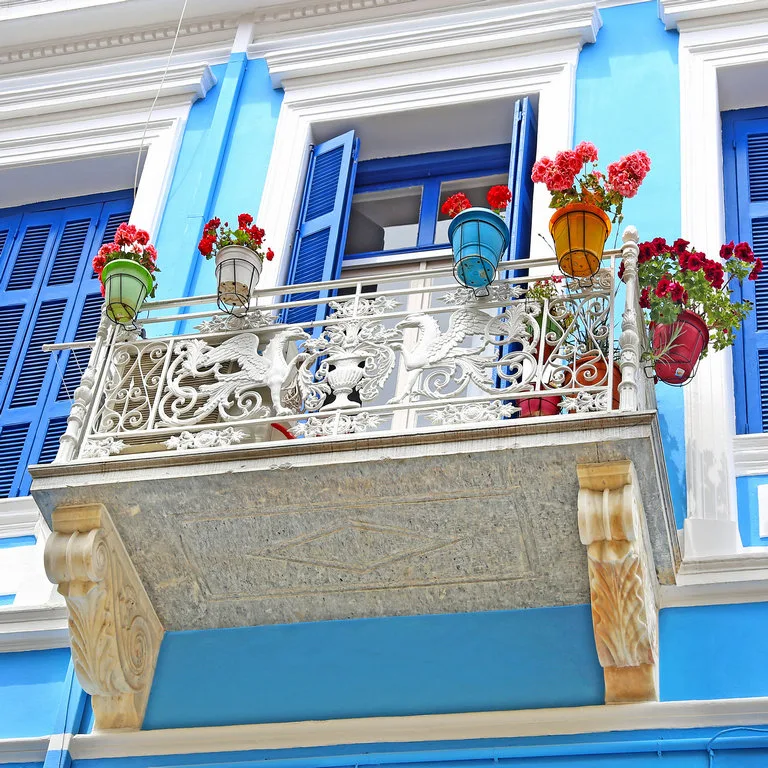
[43,503,164,731]
[577,461,659,704]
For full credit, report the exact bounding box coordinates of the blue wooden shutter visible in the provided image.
[497,98,537,388]
[725,111,768,433]
[506,96,537,268]
[283,131,359,326]
[0,194,132,496]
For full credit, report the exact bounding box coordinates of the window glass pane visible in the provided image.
[435,174,508,243]
[345,186,422,256]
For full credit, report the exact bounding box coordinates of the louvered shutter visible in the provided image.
[726,114,768,434]
[496,98,538,388]
[283,131,359,326]
[0,194,132,497]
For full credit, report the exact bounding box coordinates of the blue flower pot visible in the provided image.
[448,207,510,293]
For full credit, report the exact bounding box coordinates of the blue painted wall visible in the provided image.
[0,534,36,549]
[0,648,70,738]
[144,606,603,729]
[152,57,282,303]
[736,475,768,546]
[574,1,686,527]
[660,602,768,700]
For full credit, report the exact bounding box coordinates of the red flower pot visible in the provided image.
[652,310,709,384]
[518,395,561,418]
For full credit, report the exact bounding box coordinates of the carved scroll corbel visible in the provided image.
[44,504,163,730]
[577,461,658,703]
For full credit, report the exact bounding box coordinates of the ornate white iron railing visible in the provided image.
[45,227,653,462]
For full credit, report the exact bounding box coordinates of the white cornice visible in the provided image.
[0,497,42,539]
[661,577,768,605]
[0,60,216,128]
[69,697,768,759]
[659,0,768,30]
[0,18,236,77]
[252,1,601,87]
[0,604,69,653]
[734,433,768,476]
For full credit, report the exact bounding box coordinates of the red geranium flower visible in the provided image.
[486,185,512,212]
[750,258,764,281]
[238,213,254,229]
[734,241,755,263]
[441,193,472,219]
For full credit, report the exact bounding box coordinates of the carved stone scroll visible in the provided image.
[44,504,164,730]
[577,461,658,704]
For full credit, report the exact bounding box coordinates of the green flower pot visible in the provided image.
[101,259,154,325]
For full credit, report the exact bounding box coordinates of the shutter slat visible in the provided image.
[57,293,103,400]
[36,417,68,464]
[306,146,344,220]
[7,225,50,291]
[753,218,768,331]
[48,219,90,286]
[0,423,29,498]
[749,134,768,202]
[283,132,358,327]
[0,230,9,260]
[92,211,130,278]
[9,299,67,408]
[0,306,24,382]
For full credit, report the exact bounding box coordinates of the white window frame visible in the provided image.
[251,1,600,292]
[663,1,768,577]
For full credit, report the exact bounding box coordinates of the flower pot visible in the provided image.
[448,208,510,294]
[518,395,561,418]
[652,310,709,384]
[569,352,621,409]
[101,259,154,325]
[215,245,263,313]
[549,202,611,279]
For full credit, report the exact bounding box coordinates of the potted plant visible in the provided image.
[531,142,651,279]
[440,185,512,295]
[628,237,763,384]
[93,223,158,326]
[198,213,274,314]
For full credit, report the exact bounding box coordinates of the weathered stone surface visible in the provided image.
[30,412,678,631]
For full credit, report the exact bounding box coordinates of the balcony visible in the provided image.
[30,226,677,643]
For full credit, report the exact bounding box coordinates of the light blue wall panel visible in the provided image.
[736,475,768,546]
[0,535,36,549]
[144,606,603,729]
[574,1,686,527]
[192,58,284,298]
[660,602,768,700]
[0,648,70,738]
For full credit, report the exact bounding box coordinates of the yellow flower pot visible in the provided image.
[549,202,611,279]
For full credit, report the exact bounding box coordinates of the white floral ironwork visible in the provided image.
[290,412,382,437]
[164,427,247,451]
[426,400,518,425]
[194,310,276,334]
[81,437,126,458]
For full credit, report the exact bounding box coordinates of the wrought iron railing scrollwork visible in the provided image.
[45,227,650,462]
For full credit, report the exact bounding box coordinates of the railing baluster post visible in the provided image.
[55,313,112,462]
[618,226,641,412]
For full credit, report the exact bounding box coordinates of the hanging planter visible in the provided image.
[531,142,651,279]
[101,259,155,326]
[518,395,561,418]
[93,223,159,328]
[651,310,709,385]
[442,186,512,296]
[199,213,274,316]
[549,202,611,278]
[214,245,263,313]
[631,237,763,386]
[448,208,510,294]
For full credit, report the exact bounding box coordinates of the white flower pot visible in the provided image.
[215,245,263,312]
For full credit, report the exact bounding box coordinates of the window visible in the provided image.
[0,192,132,497]
[723,107,768,434]
[283,97,537,326]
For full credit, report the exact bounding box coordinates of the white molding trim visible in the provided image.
[675,15,768,564]
[0,59,216,128]
[0,736,49,764]
[256,15,591,292]
[0,604,69,652]
[0,497,42,540]
[659,0,768,30]
[252,1,600,87]
[734,433,768,476]
[661,577,768,605]
[68,697,768,759]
